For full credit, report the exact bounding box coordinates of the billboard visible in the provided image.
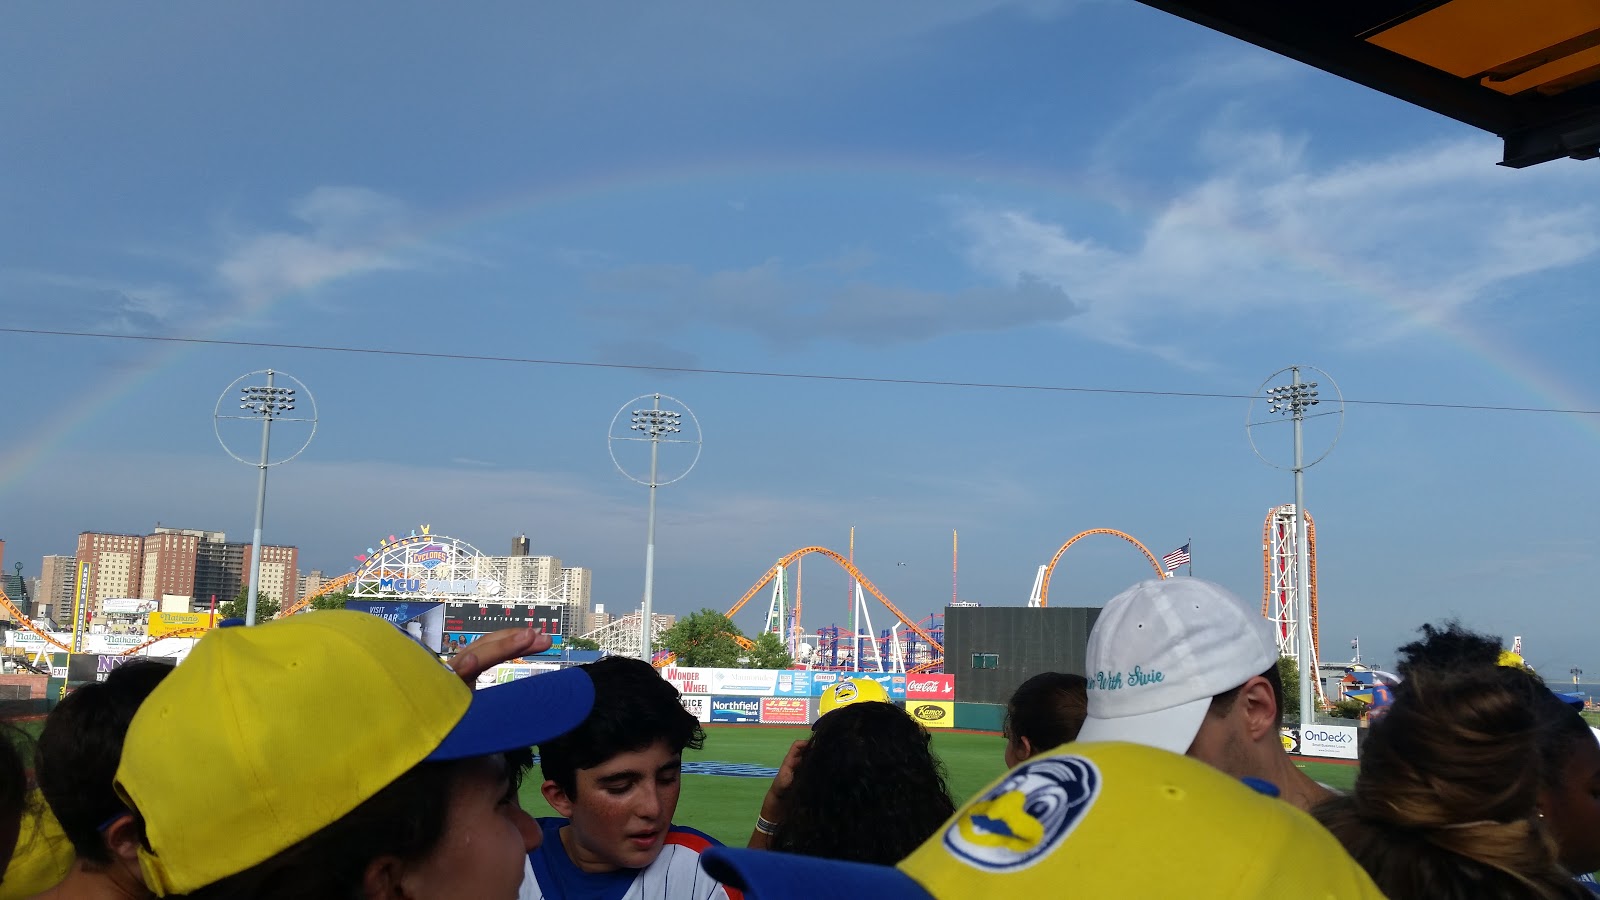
[905,674,955,700]
[1300,725,1359,760]
[444,602,562,635]
[809,671,844,695]
[906,700,954,728]
[67,653,176,684]
[101,598,156,616]
[1279,728,1301,755]
[347,601,446,653]
[680,694,712,723]
[773,671,812,697]
[861,672,907,700]
[709,696,762,724]
[148,611,217,638]
[705,669,779,696]
[759,697,809,725]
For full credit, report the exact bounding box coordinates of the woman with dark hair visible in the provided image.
[0,723,31,885]
[111,612,593,900]
[1003,672,1088,767]
[1315,658,1590,899]
[750,684,956,865]
[1394,623,1600,884]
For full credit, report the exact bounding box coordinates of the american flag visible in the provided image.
[1162,543,1191,571]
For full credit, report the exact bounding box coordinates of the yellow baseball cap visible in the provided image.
[704,742,1385,900]
[114,610,595,896]
[0,796,75,900]
[818,677,891,716]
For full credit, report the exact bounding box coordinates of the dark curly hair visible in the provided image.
[538,656,704,798]
[771,702,956,865]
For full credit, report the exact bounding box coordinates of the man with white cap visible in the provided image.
[1076,577,1334,812]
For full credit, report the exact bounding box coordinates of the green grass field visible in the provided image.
[516,725,1359,846]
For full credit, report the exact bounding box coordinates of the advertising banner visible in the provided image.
[774,670,813,697]
[101,598,156,615]
[906,700,955,728]
[1300,724,1359,760]
[760,697,810,725]
[861,672,907,699]
[809,671,843,695]
[709,696,762,724]
[705,669,780,696]
[661,667,711,696]
[1279,728,1301,755]
[905,674,954,700]
[148,611,217,638]
[680,694,712,723]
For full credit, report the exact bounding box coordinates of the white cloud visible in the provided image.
[955,135,1600,355]
[214,186,419,306]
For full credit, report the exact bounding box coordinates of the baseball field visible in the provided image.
[516,724,1359,846]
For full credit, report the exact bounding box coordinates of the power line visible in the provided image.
[3,326,1597,417]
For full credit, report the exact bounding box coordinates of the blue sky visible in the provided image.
[2,1,1597,675]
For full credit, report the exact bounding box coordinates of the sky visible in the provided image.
[2,1,1597,676]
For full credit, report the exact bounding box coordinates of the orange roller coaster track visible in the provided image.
[727,547,944,656]
[0,587,71,651]
[1038,529,1168,608]
[277,571,357,618]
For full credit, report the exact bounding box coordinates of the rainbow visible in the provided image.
[2,151,1596,498]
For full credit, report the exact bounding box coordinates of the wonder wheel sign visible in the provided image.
[352,527,505,602]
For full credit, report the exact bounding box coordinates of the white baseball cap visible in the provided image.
[1076,578,1278,755]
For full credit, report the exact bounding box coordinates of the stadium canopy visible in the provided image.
[1137,0,1600,167]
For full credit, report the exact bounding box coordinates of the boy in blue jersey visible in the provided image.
[522,656,740,900]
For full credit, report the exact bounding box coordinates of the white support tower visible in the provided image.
[850,582,884,673]
[1027,565,1047,607]
[1265,504,1325,704]
[580,611,672,660]
[763,563,790,654]
[888,622,906,674]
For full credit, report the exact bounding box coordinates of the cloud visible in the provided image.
[588,261,1081,346]
[0,270,194,333]
[954,135,1600,355]
[214,186,421,306]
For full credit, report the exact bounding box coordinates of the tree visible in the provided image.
[310,588,351,611]
[1276,655,1301,722]
[1328,699,1368,720]
[743,631,794,670]
[217,587,280,622]
[566,636,601,651]
[661,609,744,668]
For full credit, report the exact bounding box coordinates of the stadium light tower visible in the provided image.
[1267,369,1319,732]
[609,394,702,661]
[215,370,317,626]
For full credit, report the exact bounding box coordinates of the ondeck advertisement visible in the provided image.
[1300,724,1359,760]
[759,697,809,725]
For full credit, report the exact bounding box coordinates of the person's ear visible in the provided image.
[542,779,575,818]
[1239,677,1281,740]
[103,814,143,863]
[1018,735,1035,761]
[362,855,406,899]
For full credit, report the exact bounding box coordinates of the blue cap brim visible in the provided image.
[1553,691,1586,710]
[701,848,932,900]
[427,666,594,761]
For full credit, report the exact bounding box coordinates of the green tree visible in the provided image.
[310,588,352,611]
[661,608,744,668]
[1328,699,1368,720]
[1276,655,1301,722]
[743,631,794,670]
[566,636,601,651]
[218,587,280,621]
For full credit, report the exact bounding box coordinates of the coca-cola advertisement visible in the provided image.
[905,674,955,700]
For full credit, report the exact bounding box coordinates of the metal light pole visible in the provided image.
[1271,370,1318,730]
[215,370,317,626]
[1250,365,1343,730]
[1572,667,1583,688]
[609,394,701,661]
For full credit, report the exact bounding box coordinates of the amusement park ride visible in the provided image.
[1,509,1324,689]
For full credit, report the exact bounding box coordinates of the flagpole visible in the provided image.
[1187,536,1193,577]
